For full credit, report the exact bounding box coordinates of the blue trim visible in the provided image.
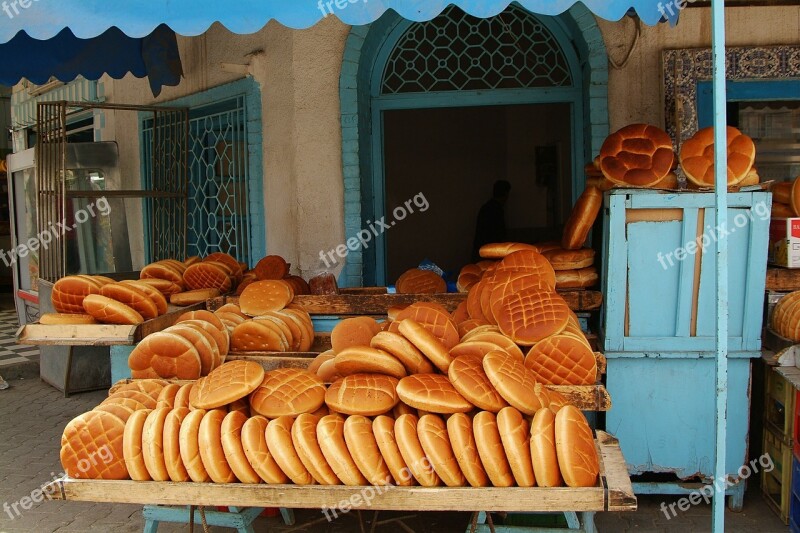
[139,78,266,267]
[340,6,607,286]
[697,80,800,128]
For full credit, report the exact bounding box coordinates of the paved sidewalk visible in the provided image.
[0,376,790,532]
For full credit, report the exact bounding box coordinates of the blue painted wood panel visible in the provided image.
[605,357,752,478]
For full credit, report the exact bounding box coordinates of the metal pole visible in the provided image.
[710,0,728,531]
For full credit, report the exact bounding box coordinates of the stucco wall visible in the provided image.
[92,5,798,275]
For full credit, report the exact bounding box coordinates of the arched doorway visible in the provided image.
[339,4,608,287]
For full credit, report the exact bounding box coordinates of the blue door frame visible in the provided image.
[367,14,585,286]
[697,79,800,128]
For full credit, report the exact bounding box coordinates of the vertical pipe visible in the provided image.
[710,0,728,531]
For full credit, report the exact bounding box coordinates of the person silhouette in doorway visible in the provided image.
[472,180,511,261]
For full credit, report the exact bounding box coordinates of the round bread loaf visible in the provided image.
[198,409,236,483]
[278,308,315,352]
[396,268,447,294]
[398,319,453,373]
[173,383,193,410]
[83,294,145,325]
[40,313,98,325]
[260,311,302,351]
[479,242,539,259]
[249,368,326,418]
[178,408,211,482]
[254,255,289,280]
[123,409,152,481]
[230,320,287,352]
[100,283,159,320]
[138,278,184,296]
[373,415,415,486]
[494,289,569,345]
[371,331,436,374]
[165,324,217,376]
[396,374,473,414]
[52,275,102,314]
[599,123,674,187]
[542,248,594,271]
[128,331,201,380]
[460,330,525,361]
[555,405,599,487]
[466,279,491,323]
[266,416,315,484]
[291,413,340,485]
[483,350,546,416]
[325,373,399,416]
[452,300,470,324]
[239,280,294,316]
[391,303,460,350]
[241,416,289,484]
[217,303,249,318]
[316,415,367,486]
[221,411,262,484]
[254,315,295,349]
[457,264,482,293]
[155,383,180,410]
[104,389,158,410]
[417,414,466,487]
[60,411,128,479]
[177,309,225,331]
[204,253,243,282]
[183,261,232,292]
[191,360,265,409]
[497,407,535,487]
[525,334,598,386]
[555,267,598,289]
[344,415,392,485]
[395,414,441,487]
[472,411,514,487]
[178,321,226,370]
[529,408,563,487]
[93,402,136,423]
[562,186,602,251]
[679,125,755,186]
[163,407,191,482]
[447,413,489,487]
[334,346,407,379]
[449,341,504,360]
[331,316,380,354]
[448,355,508,412]
[170,288,222,306]
[494,250,557,289]
[120,280,168,315]
[140,262,184,284]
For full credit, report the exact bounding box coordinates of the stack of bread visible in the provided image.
[62,352,600,487]
[679,125,758,189]
[395,268,448,294]
[240,254,310,297]
[770,176,800,219]
[770,291,800,341]
[48,275,171,325]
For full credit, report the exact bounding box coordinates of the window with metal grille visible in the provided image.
[381,4,573,94]
[143,94,252,265]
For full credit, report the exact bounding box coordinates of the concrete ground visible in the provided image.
[0,375,791,532]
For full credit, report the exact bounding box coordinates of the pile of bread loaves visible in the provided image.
[770,291,800,341]
[770,176,800,219]
[586,123,757,190]
[61,357,599,488]
[395,268,448,294]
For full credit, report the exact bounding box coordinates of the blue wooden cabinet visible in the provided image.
[601,188,771,503]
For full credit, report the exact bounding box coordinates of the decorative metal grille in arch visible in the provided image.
[381,5,573,94]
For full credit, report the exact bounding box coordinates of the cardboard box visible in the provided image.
[770,218,800,268]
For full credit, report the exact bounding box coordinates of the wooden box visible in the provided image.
[601,188,770,355]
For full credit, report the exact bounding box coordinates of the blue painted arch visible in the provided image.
[339,4,609,287]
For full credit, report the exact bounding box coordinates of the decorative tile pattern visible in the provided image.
[664,45,800,147]
[0,309,39,367]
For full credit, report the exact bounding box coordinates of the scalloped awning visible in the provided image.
[0,0,677,44]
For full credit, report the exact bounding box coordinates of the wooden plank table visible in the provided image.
[766,267,800,292]
[48,431,634,513]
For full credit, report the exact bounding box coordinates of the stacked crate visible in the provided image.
[762,369,795,524]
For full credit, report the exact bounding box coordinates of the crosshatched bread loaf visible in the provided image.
[448,355,508,412]
[60,410,128,479]
[372,415,415,486]
[447,412,490,487]
[291,413,340,485]
[128,331,201,380]
[198,409,236,483]
[530,408,563,487]
[191,360,265,409]
[249,368,326,418]
[343,415,392,485]
[562,186,602,251]
[83,294,145,325]
[417,414,466,487]
[599,123,674,187]
[483,350,547,416]
[100,283,159,320]
[555,405,599,487]
[324,373,399,416]
[396,374,473,414]
[391,303,460,350]
[52,275,102,314]
[316,414,367,486]
[122,409,152,481]
[333,346,407,379]
[525,334,598,385]
[183,261,233,292]
[120,280,168,315]
[497,407,535,487]
[494,288,569,345]
[241,415,289,484]
[221,410,262,484]
[395,414,441,487]
[472,411,514,487]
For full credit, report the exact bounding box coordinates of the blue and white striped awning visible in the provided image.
[0,0,677,44]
